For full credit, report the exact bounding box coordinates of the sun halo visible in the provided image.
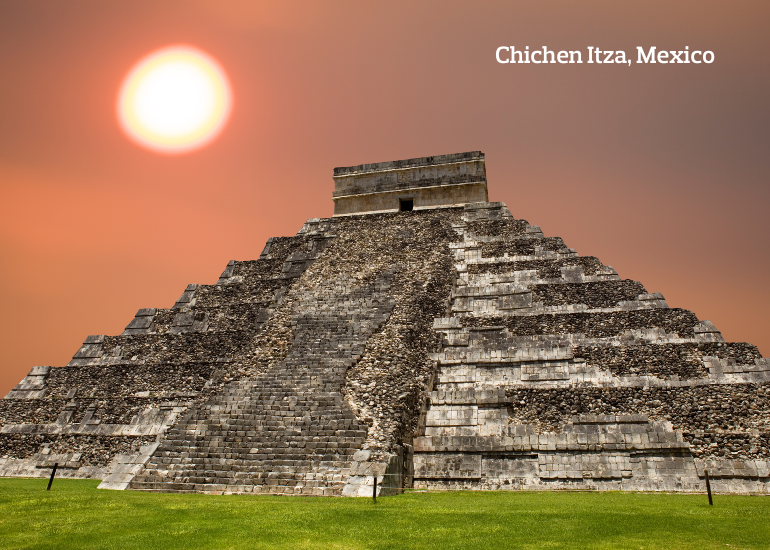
[117,45,232,155]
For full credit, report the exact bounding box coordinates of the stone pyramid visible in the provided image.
[1,152,768,495]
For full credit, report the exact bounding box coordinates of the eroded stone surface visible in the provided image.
[2,153,768,495]
[414,202,770,494]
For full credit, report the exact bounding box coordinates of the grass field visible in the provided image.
[0,479,768,549]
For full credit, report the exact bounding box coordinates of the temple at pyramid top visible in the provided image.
[332,151,489,216]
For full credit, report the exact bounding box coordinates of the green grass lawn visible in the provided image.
[0,479,768,549]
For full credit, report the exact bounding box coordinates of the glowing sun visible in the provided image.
[117,45,232,154]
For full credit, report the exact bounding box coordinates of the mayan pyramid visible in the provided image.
[1,151,768,495]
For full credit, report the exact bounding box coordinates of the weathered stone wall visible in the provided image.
[332,152,488,216]
[414,202,770,494]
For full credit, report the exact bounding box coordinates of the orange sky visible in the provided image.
[1,1,769,395]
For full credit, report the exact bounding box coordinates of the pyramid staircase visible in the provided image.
[130,271,395,495]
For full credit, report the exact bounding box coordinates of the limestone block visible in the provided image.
[482,456,538,479]
[341,450,403,497]
[66,336,107,366]
[73,343,103,359]
[499,293,533,310]
[560,265,585,283]
[433,317,462,330]
[443,330,470,347]
[426,405,478,427]
[637,292,665,302]
[169,311,209,334]
[172,284,198,309]
[122,308,157,335]
[217,260,236,282]
[694,320,725,343]
[438,365,476,384]
[4,366,51,398]
[414,453,481,479]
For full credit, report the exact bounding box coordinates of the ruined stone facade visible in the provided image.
[1,152,768,495]
[332,151,488,216]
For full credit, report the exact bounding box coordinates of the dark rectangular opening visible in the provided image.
[400,198,414,212]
